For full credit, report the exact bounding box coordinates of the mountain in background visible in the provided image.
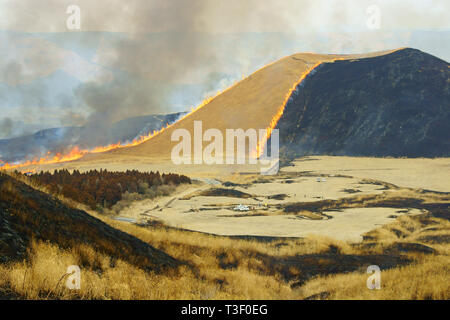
[3,48,449,168]
[2,30,449,138]
[277,48,450,158]
[85,48,449,163]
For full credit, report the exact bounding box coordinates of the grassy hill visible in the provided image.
[79,50,399,162]
[0,172,180,271]
[1,170,449,300]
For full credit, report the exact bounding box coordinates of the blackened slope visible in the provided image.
[278,48,450,158]
[0,173,180,271]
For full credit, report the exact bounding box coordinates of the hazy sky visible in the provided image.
[0,0,448,139]
[0,0,448,33]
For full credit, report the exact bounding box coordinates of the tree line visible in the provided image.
[27,169,191,210]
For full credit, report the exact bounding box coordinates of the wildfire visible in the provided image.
[254,62,324,158]
[0,56,345,171]
[254,50,404,157]
[0,123,175,171]
[0,77,243,171]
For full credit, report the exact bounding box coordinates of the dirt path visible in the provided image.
[120,182,213,223]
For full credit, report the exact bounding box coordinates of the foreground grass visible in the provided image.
[298,255,450,300]
[1,171,449,300]
[0,239,294,300]
[1,211,448,300]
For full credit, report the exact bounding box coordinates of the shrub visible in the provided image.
[26,169,190,210]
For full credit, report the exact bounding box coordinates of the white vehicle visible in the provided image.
[234,204,250,212]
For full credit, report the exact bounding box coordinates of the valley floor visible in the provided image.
[1,156,449,299]
[113,156,449,241]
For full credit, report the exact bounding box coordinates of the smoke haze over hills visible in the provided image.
[0,0,448,139]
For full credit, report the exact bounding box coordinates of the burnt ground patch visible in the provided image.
[283,191,449,220]
[341,188,362,194]
[416,234,450,244]
[222,181,250,188]
[197,188,254,199]
[255,251,412,288]
[211,240,413,291]
[385,242,437,255]
[276,48,450,159]
[267,194,288,200]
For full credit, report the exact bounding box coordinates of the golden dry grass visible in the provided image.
[296,214,450,300]
[1,170,449,300]
[297,255,450,300]
[2,209,448,300]
[0,238,295,300]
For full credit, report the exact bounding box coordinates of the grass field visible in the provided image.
[1,210,448,299]
[1,156,449,299]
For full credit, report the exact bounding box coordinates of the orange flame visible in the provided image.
[254,61,327,158]
[0,123,174,170]
[0,78,244,171]
[1,56,346,171]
